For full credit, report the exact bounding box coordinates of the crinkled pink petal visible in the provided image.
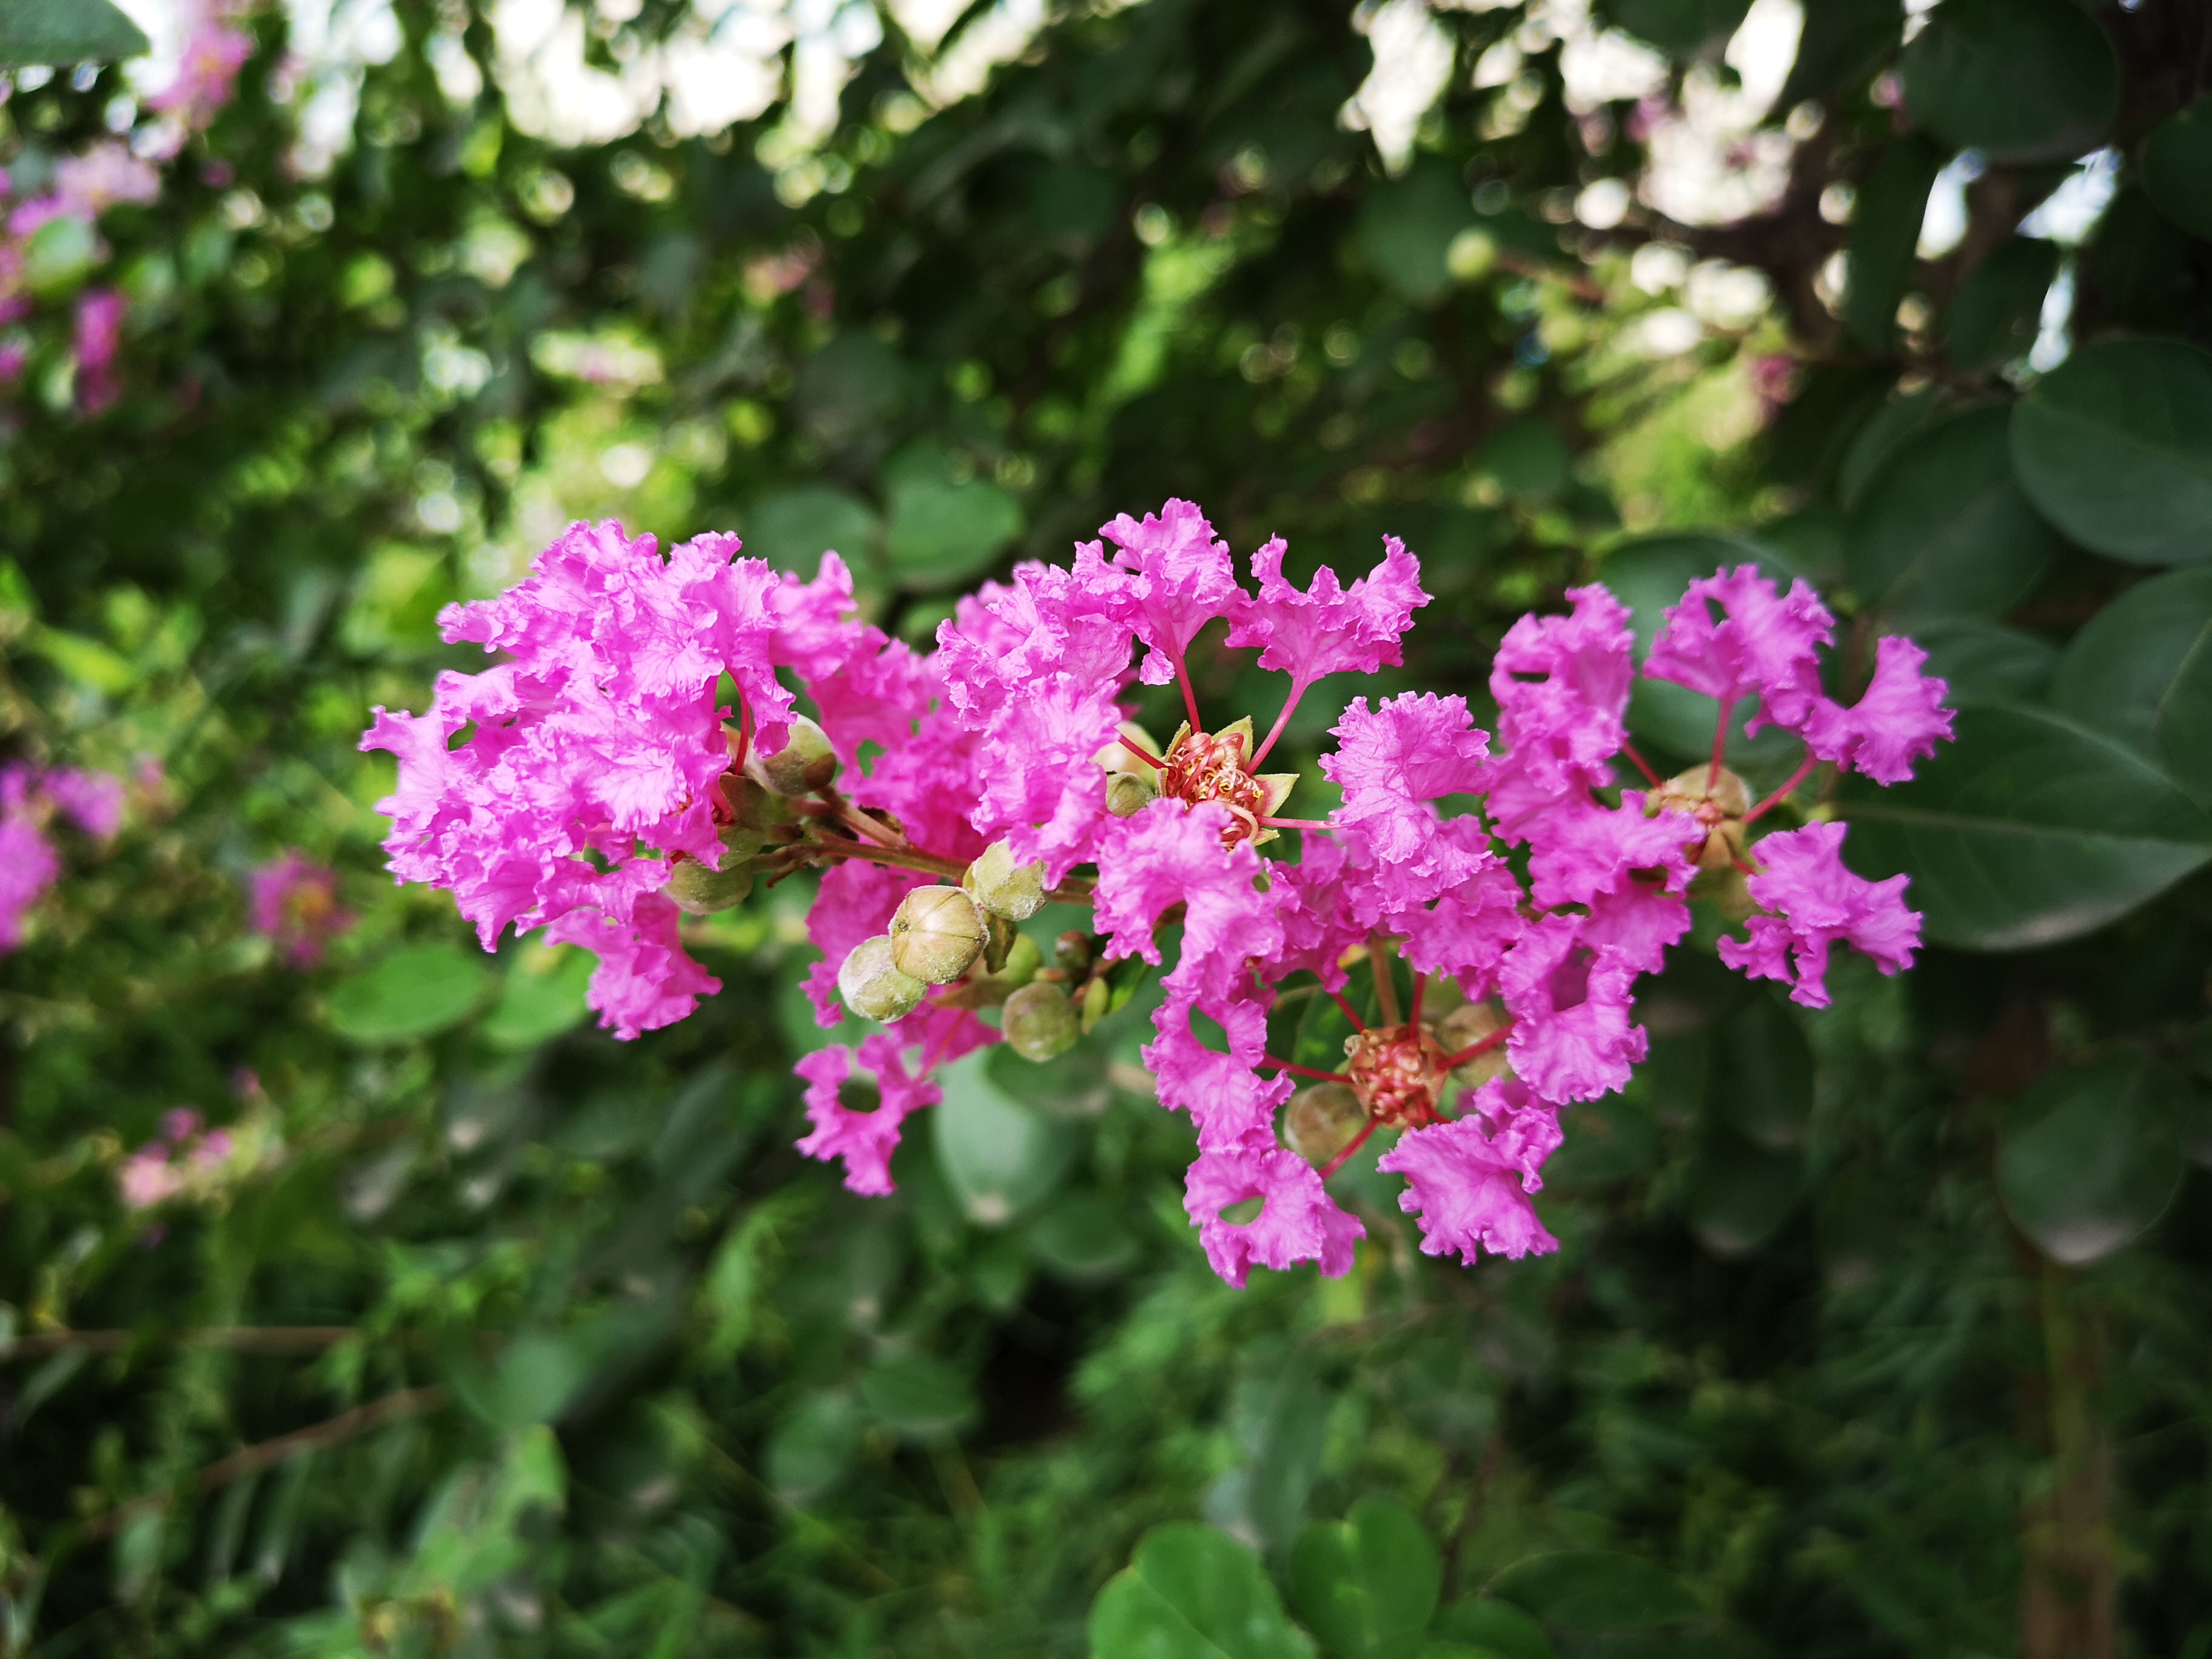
[1717,821,1919,1008]
[1500,915,1647,1103]
[1320,693,1491,876]
[1645,565,1834,734]
[794,1033,943,1196]
[803,860,928,1027]
[1377,1087,1562,1265]
[1525,791,1695,911]
[1182,1142,1364,1288]
[547,892,720,1039]
[1095,799,1281,1013]
[1097,499,1243,687]
[1142,994,1290,1149]
[1486,583,1634,830]
[1581,883,1691,977]
[1223,534,1427,692]
[0,819,58,950]
[1395,857,1529,999]
[1799,635,1953,785]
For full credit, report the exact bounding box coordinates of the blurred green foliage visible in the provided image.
[2,2,2211,1656]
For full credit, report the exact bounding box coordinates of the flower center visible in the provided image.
[1157,719,1296,848]
[1343,1023,1450,1130]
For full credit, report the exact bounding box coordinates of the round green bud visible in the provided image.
[962,839,1047,920]
[716,774,793,860]
[746,714,839,797]
[1002,981,1081,1062]
[889,885,988,985]
[668,853,754,915]
[1438,1000,1513,1088]
[1105,769,1159,817]
[1284,1082,1369,1165]
[838,935,928,1023]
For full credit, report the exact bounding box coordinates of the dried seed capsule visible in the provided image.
[889,885,988,985]
[962,839,1048,920]
[668,853,754,914]
[838,935,928,1023]
[1284,1083,1369,1165]
[1002,981,1080,1061]
[745,714,839,797]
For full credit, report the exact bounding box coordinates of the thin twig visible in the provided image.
[0,1327,353,1363]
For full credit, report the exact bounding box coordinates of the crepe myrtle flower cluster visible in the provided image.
[364,505,1951,1287]
[1,760,126,952]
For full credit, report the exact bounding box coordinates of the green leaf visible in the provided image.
[1840,705,2212,951]
[1287,1498,1441,1659]
[1842,135,1944,351]
[859,1351,977,1441]
[1686,1128,1803,1256]
[0,0,150,65]
[742,485,880,574]
[22,215,101,299]
[1714,995,1814,1151]
[1090,1524,1316,1659]
[2047,565,2212,807]
[1601,0,1752,59]
[1356,161,1472,306]
[1027,1193,1141,1281]
[1472,421,1569,501]
[1997,1053,2188,1264]
[1780,0,1902,106]
[481,1331,592,1428]
[2143,95,2212,240]
[1429,1601,1553,1659]
[1944,240,2060,372]
[987,1034,1113,1119]
[2011,337,2212,566]
[1486,1552,1701,1632]
[480,947,595,1051]
[2083,190,2194,331]
[1844,406,2060,622]
[930,1051,1078,1224]
[1912,621,2059,706]
[1901,0,2118,163]
[765,1393,862,1503]
[883,446,1023,590]
[326,942,492,1044]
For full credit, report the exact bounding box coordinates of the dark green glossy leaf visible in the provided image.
[883,444,1023,590]
[742,485,879,573]
[2048,565,2212,807]
[1487,1552,1701,1632]
[1027,1193,1140,1281]
[1356,161,1472,305]
[1842,705,2212,950]
[1715,995,1814,1151]
[1780,0,1900,103]
[860,1352,976,1441]
[480,948,595,1051]
[765,1393,862,1503]
[1901,0,2118,163]
[1686,1128,1802,1256]
[1602,0,1751,58]
[2143,95,2212,240]
[1287,1498,1441,1659]
[1912,621,2059,706]
[2011,337,2212,566]
[1945,239,2060,372]
[2083,190,2195,331]
[1997,1053,2188,1265]
[1835,383,1945,509]
[1473,420,1569,501]
[1845,406,2060,622]
[326,942,492,1044]
[1842,135,1943,350]
[987,1034,1113,1119]
[0,0,149,64]
[1091,1524,1316,1659]
[930,1051,1078,1225]
[1429,1600,1553,1659]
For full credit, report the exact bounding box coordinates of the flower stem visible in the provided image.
[1743,752,1820,824]
[1328,989,1367,1032]
[1260,816,1332,830]
[1250,679,1309,769]
[1708,698,1734,789]
[1409,971,1425,1027]
[1620,741,1661,787]
[1172,650,1203,733]
[1444,1020,1515,1068]
[1259,1056,1353,1084]
[1321,1118,1379,1179]
[1371,935,1400,1027]
[1118,734,1163,769]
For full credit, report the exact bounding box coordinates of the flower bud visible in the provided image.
[957,930,1042,1008]
[716,773,792,860]
[1094,720,1161,776]
[962,839,1047,920]
[1002,980,1080,1062]
[1284,1083,1369,1165]
[838,935,928,1022]
[1055,930,1093,976]
[745,715,839,797]
[889,885,988,985]
[668,852,754,914]
[1105,770,1159,817]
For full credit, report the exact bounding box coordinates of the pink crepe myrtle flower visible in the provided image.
[146,0,256,139]
[73,287,125,414]
[118,1108,235,1210]
[249,850,354,965]
[1717,820,1921,1008]
[366,501,1955,1289]
[0,761,127,950]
